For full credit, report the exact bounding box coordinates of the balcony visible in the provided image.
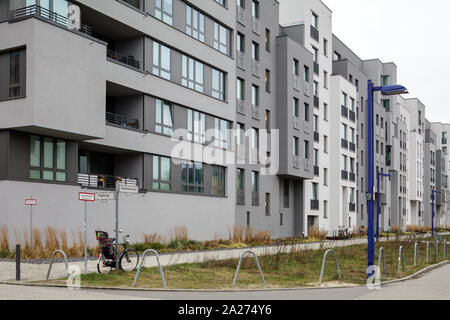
[349,203,356,212]
[107,49,141,70]
[293,75,300,91]
[310,25,319,42]
[106,112,139,130]
[78,174,138,190]
[349,142,356,152]
[252,60,260,77]
[349,110,356,122]
[313,62,319,75]
[341,106,349,118]
[237,51,245,70]
[314,96,320,108]
[341,139,349,149]
[252,192,260,206]
[252,17,260,34]
[341,170,349,180]
[311,200,320,210]
[252,105,260,120]
[314,166,320,176]
[314,131,320,142]
[237,190,245,205]
[237,99,245,115]
[237,6,246,26]
[11,5,93,36]
[349,172,356,182]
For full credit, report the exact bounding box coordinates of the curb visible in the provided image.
[1,260,448,294]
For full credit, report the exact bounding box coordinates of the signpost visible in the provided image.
[78,192,95,274]
[25,198,37,251]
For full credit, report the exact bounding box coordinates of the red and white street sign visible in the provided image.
[25,199,37,206]
[79,192,96,202]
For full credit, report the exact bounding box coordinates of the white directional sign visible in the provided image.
[25,199,37,206]
[118,184,139,194]
[79,192,96,202]
[95,192,115,201]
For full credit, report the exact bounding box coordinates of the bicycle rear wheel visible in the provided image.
[119,250,139,272]
[97,254,113,274]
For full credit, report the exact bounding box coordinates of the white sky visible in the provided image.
[321,0,450,123]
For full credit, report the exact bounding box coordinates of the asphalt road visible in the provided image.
[1,263,449,300]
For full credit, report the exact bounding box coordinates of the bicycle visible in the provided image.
[95,230,140,274]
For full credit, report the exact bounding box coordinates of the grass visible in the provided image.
[46,235,450,290]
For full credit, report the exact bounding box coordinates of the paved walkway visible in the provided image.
[0,233,445,282]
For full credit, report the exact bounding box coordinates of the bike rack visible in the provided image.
[378,247,386,276]
[232,250,265,287]
[46,250,69,281]
[319,249,341,285]
[426,242,431,263]
[435,240,440,262]
[397,246,405,274]
[444,240,447,259]
[132,249,166,288]
[414,242,419,266]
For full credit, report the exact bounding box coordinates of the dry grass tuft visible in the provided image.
[170,226,188,242]
[0,226,9,251]
[144,233,165,244]
[390,225,403,235]
[228,225,244,243]
[307,226,328,240]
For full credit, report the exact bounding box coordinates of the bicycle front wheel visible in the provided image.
[97,254,112,274]
[119,250,139,272]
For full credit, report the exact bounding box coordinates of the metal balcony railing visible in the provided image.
[314,131,320,142]
[349,203,356,212]
[106,112,139,129]
[11,5,93,36]
[341,170,349,180]
[120,0,142,10]
[341,139,349,149]
[78,173,138,190]
[341,106,349,118]
[310,25,319,41]
[314,96,320,108]
[314,166,320,176]
[237,189,245,205]
[237,51,245,70]
[252,105,260,120]
[252,17,260,34]
[252,60,260,77]
[311,200,319,210]
[349,110,356,122]
[237,99,245,115]
[252,192,260,206]
[107,49,140,70]
[293,75,300,91]
[313,62,319,75]
[237,6,246,26]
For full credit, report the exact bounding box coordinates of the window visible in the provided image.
[265,110,270,131]
[214,118,228,149]
[252,85,259,106]
[324,103,328,121]
[293,59,299,76]
[29,135,67,182]
[312,12,318,28]
[155,0,173,25]
[312,46,319,64]
[304,65,310,82]
[293,98,299,117]
[382,75,390,86]
[152,156,171,191]
[313,149,319,167]
[313,115,319,133]
[186,5,205,42]
[182,55,204,92]
[237,33,245,53]
[187,109,206,143]
[304,103,310,122]
[214,0,226,7]
[323,71,328,88]
[284,180,290,208]
[212,69,226,100]
[265,193,270,216]
[293,137,299,156]
[342,92,347,107]
[9,51,21,98]
[237,78,245,100]
[252,42,260,61]
[252,128,259,149]
[211,166,225,196]
[155,99,173,136]
[323,38,328,56]
[324,136,328,153]
[304,140,310,159]
[182,162,204,193]
[265,28,271,51]
[324,168,328,186]
[342,123,348,141]
[313,81,318,97]
[342,155,348,172]
[152,41,171,80]
[237,168,245,194]
[312,183,318,201]
[252,0,260,19]
[252,171,259,193]
[214,22,228,54]
[333,51,341,61]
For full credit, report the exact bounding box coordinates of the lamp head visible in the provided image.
[381,85,409,96]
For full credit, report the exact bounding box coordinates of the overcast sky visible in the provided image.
[321,0,450,123]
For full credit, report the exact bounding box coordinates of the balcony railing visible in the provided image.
[349,110,356,122]
[237,6,246,26]
[341,106,349,118]
[349,172,356,182]
[341,139,349,149]
[310,25,319,42]
[314,131,320,142]
[349,142,356,152]
[120,0,142,10]
[237,99,245,115]
[252,60,260,77]
[107,49,140,70]
[293,117,301,130]
[303,82,311,97]
[311,200,319,210]
[349,203,356,212]
[293,75,300,91]
[106,112,139,129]
[237,189,245,205]
[314,96,320,108]
[341,170,349,180]
[252,17,260,34]
[11,5,93,36]
[237,144,246,160]
[293,156,301,169]
[78,173,138,190]
[237,51,245,70]
[314,166,320,176]
[313,62,319,74]
[252,105,260,120]
[252,192,260,206]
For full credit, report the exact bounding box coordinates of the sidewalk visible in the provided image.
[0,233,445,282]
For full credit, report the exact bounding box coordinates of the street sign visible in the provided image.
[79,192,96,202]
[25,199,37,206]
[118,184,139,194]
[95,192,115,201]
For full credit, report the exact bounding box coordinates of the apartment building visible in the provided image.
[0,0,448,245]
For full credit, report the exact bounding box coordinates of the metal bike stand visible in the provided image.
[444,240,447,259]
[436,240,440,262]
[232,250,265,287]
[378,247,386,276]
[46,250,69,281]
[426,242,431,263]
[414,242,420,266]
[319,249,341,285]
[132,249,166,288]
[397,246,405,274]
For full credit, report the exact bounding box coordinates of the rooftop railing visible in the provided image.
[11,5,93,36]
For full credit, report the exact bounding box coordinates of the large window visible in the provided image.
[155,0,173,25]
[9,51,21,98]
[187,109,206,144]
[155,99,173,136]
[211,166,225,196]
[152,42,171,80]
[29,135,67,182]
[214,22,228,54]
[182,55,204,92]
[186,5,205,42]
[182,162,204,193]
[152,156,171,191]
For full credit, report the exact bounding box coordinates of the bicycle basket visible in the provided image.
[96,231,109,241]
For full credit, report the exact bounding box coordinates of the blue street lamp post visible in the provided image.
[377,171,391,242]
[431,190,441,236]
[367,80,408,276]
